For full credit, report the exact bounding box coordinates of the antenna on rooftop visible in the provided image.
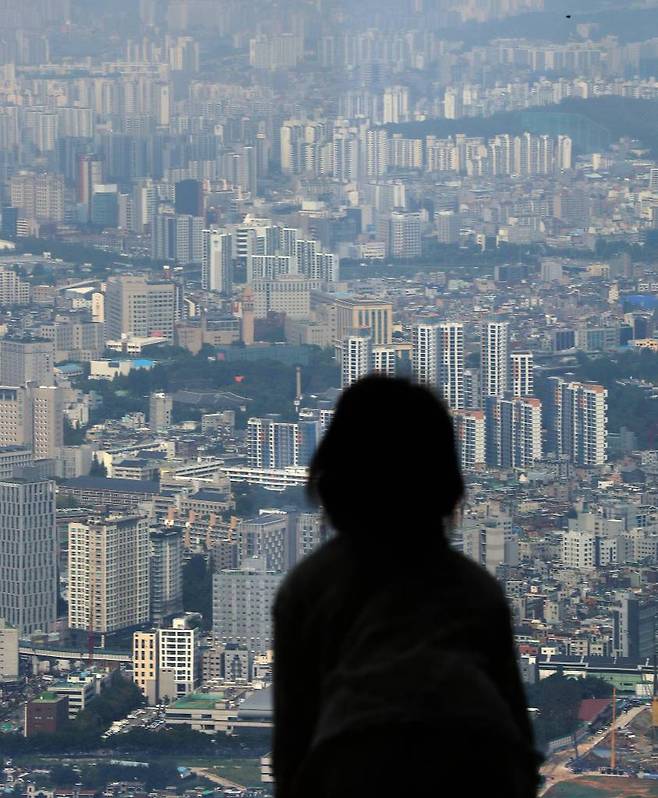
[294,366,302,415]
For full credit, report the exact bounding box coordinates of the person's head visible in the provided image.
[308,376,464,539]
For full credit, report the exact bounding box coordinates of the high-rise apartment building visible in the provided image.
[158,617,199,696]
[453,410,486,470]
[150,527,183,625]
[105,275,178,342]
[0,266,30,305]
[481,321,510,400]
[201,228,232,294]
[389,211,421,258]
[212,557,282,655]
[412,322,440,386]
[372,345,397,378]
[437,322,464,410]
[382,85,410,124]
[341,328,373,389]
[0,475,57,635]
[10,172,64,222]
[546,378,607,466]
[462,514,518,576]
[68,516,150,636]
[133,616,199,703]
[485,394,542,469]
[412,321,464,409]
[247,416,300,469]
[510,350,534,397]
[152,210,203,265]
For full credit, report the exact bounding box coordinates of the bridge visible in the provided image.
[19,642,132,667]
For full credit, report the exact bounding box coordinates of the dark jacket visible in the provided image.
[272,533,540,798]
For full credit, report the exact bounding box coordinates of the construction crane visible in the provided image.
[610,687,617,771]
[651,644,658,751]
[87,541,96,665]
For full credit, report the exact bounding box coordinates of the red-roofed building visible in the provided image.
[578,698,611,724]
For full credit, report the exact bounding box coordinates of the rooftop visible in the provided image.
[169,692,226,710]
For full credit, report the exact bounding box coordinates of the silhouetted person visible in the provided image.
[273,377,540,798]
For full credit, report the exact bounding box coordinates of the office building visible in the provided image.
[149,392,173,433]
[90,184,119,227]
[0,338,54,386]
[175,179,203,216]
[105,275,178,342]
[0,387,31,450]
[0,475,57,635]
[213,557,282,655]
[253,275,322,319]
[612,593,658,660]
[201,228,232,295]
[237,513,291,572]
[546,378,607,466]
[150,527,183,625]
[481,321,510,400]
[341,328,373,389]
[68,516,150,636]
[24,694,69,737]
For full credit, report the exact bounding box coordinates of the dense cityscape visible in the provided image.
[0,0,657,795]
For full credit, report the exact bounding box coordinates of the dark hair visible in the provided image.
[308,376,464,537]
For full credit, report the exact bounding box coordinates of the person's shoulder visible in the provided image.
[444,546,508,605]
[274,535,351,612]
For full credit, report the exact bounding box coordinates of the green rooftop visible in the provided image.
[35,691,60,702]
[169,692,225,710]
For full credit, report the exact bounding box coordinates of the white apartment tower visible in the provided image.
[546,378,607,466]
[453,410,486,470]
[481,321,510,400]
[485,395,542,469]
[510,350,534,397]
[341,329,373,389]
[201,228,233,295]
[412,321,464,409]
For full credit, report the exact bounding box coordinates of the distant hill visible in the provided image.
[387,97,658,157]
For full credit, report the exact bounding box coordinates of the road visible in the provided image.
[189,767,247,791]
[539,705,647,796]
